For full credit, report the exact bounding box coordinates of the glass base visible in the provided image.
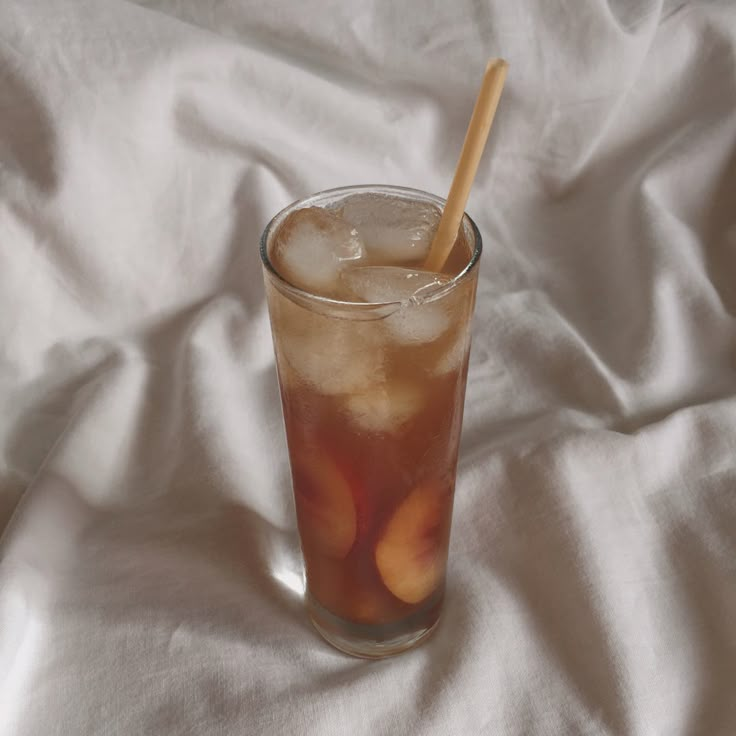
[307,590,443,659]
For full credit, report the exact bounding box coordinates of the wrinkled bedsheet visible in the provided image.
[1,1,735,734]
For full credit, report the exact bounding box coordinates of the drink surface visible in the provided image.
[264,191,477,648]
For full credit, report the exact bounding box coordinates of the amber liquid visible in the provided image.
[265,198,477,657]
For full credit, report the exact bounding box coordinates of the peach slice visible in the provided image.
[292,449,357,559]
[375,482,452,604]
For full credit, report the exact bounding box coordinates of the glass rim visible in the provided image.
[259,184,483,311]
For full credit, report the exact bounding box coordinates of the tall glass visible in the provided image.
[261,185,481,658]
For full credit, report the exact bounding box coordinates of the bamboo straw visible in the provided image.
[424,59,508,272]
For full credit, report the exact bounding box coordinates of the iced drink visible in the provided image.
[261,185,481,658]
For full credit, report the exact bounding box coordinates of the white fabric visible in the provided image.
[1,1,736,733]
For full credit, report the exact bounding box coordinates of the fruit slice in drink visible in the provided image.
[292,448,357,560]
[375,481,452,604]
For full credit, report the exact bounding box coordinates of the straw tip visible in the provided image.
[486,58,509,73]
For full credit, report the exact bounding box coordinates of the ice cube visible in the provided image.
[341,266,452,343]
[345,381,424,432]
[339,194,440,264]
[341,266,448,304]
[273,207,365,295]
[277,316,385,396]
[433,331,469,375]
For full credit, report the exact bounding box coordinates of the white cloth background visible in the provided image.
[1,1,735,734]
